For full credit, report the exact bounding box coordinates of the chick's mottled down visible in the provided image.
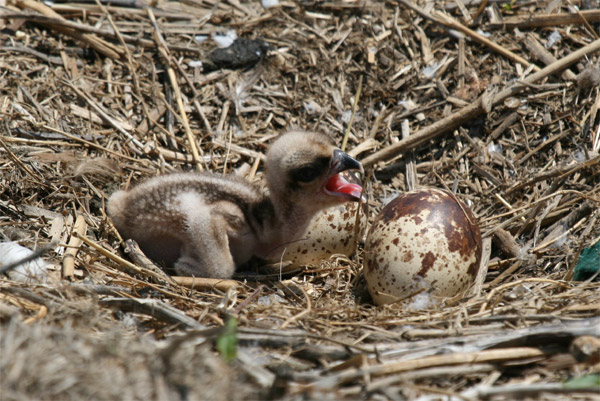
[107,131,364,278]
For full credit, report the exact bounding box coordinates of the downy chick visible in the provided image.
[107,131,364,278]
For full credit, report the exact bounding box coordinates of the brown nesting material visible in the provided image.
[0,0,599,399]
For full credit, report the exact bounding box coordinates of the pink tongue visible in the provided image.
[326,174,363,198]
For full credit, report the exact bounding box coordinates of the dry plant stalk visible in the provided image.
[14,0,123,59]
[61,214,87,278]
[362,37,600,167]
[1,0,599,399]
[171,276,240,292]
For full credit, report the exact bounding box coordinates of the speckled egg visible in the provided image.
[267,171,366,267]
[267,201,366,267]
[364,188,482,306]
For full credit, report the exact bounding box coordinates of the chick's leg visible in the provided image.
[175,207,236,279]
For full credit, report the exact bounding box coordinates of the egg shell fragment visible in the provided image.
[364,188,482,306]
[267,201,366,267]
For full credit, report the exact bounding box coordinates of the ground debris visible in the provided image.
[1,0,599,399]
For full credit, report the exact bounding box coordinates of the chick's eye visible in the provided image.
[293,166,321,183]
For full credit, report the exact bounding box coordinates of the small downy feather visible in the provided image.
[0,242,49,283]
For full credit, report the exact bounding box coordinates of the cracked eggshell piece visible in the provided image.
[294,202,364,265]
[364,188,482,306]
[267,171,366,267]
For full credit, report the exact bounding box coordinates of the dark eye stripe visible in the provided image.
[293,167,320,182]
[288,157,329,187]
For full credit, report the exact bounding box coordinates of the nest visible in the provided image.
[1,0,599,400]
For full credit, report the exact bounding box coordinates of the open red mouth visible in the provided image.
[324,173,364,202]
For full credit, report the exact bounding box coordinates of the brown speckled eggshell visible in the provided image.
[364,188,482,306]
[267,171,366,267]
[268,201,366,266]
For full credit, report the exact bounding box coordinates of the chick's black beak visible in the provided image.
[330,149,364,175]
[323,149,365,202]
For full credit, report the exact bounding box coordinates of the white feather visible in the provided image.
[212,30,237,48]
[261,0,279,8]
[406,292,437,311]
[0,242,48,283]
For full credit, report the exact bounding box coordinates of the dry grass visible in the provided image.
[1,0,599,400]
